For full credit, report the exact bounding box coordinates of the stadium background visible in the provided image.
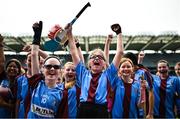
[3,33,180,75]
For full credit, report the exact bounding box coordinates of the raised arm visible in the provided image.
[66,24,81,66]
[23,44,48,59]
[0,34,5,74]
[111,24,124,68]
[138,51,145,64]
[104,34,113,66]
[75,38,85,63]
[31,21,43,75]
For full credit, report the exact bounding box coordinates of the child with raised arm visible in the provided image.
[66,23,123,118]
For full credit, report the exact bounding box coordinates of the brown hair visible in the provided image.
[43,56,62,67]
[157,59,169,67]
[175,62,180,67]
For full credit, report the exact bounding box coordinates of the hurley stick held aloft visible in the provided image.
[54,2,91,49]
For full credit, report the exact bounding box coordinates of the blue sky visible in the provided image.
[0,0,179,36]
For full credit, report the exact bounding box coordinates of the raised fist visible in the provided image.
[48,24,63,39]
[138,51,145,64]
[32,21,43,45]
[111,23,122,35]
[107,34,113,42]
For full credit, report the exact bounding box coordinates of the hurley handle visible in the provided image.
[70,2,91,25]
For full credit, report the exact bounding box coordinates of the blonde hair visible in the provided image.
[87,48,106,69]
[64,62,74,68]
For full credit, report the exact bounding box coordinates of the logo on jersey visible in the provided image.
[41,94,49,104]
[31,104,54,117]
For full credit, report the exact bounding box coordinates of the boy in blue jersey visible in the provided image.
[152,60,180,118]
[66,23,124,118]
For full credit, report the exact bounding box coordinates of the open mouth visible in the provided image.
[93,59,100,65]
[68,74,74,78]
[94,62,100,65]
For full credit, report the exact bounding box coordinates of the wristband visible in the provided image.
[76,42,80,48]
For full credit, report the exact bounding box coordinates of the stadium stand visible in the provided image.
[2,33,180,75]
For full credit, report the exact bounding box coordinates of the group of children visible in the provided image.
[0,21,179,118]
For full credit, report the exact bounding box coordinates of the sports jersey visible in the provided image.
[27,74,63,118]
[16,74,29,118]
[134,68,153,117]
[108,74,140,118]
[64,84,80,118]
[152,75,180,118]
[0,71,11,118]
[75,62,117,104]
[135,68,153,89]
[175,76,180,117]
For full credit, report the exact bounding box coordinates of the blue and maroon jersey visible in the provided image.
[16,74,29,118]
[134,67,153,90]
[0,71,12,118]
[0,70,17,118]
[60,84,81,118]
[134,67,153,116]
[108,74,141,118]
[75,62,118,105]
[152,75,180,118]
[27,74,63,118]
[175,76,180,116]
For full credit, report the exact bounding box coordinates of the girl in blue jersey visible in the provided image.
[0,34,22,118]
[175,62,180,77]
[16,49,48,118]
[27,21,64,118]
[123,52,154,118]
[60,62,81,118]
[109,58,145,118]
[67,23,124,118]
[152,60,180,118]
[174,62,180,118]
